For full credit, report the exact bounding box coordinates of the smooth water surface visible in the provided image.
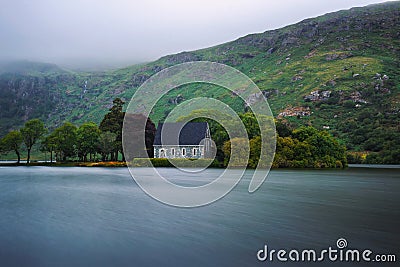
[0,167,399,266]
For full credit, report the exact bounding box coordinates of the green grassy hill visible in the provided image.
[1,1,399,162]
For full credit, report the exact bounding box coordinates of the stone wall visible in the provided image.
[154,146,204,159]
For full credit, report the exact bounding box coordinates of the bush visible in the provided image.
[130,158,221,168]
[343,100,355,108]
[272,126,347,168]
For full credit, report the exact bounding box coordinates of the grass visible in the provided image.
[1,2,399,160]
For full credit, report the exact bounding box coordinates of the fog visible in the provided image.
[0,0,391,70]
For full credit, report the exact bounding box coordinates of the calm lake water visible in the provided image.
[0,167,399,267]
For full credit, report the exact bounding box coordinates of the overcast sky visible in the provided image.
[0,0,392,69]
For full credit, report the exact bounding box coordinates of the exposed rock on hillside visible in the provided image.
[278,106,311,118]
[304,90,332,102]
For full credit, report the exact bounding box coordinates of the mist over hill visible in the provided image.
[0,1,399,161]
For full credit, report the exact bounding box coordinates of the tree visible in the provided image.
[98,131,117,161]
[275,120,293,137]
[20,119,47,164]
[41,135,57,163]
[239,112,260,139]
[100,98,125,161]
[1,130,23,163]
[50,122,77,162]
[222,138,250,167]
[249,136,262,169]
[123,113,156,160]
[294,126,346,165]
[76,122,101,162]
[175,110,275,164]
[273,126,347,168]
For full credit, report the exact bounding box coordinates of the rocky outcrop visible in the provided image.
[262,89,280,98]
[278,106,311,118]
[164,52,202,64]
[131,73,150,87]
[0,73,65,133]
[325,52,353,61]
[168,94,184,105]
[222,2,400,55]
[349,91,368,104]
[304,90,332,102]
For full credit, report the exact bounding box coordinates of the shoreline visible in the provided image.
[0,162,399,169]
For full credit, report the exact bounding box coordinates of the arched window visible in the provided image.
[160,149,166,158]
[192,148,197,157]
[182,148,186,157]
[171,148,175,157]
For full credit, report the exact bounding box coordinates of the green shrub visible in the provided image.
[130,158,221,168]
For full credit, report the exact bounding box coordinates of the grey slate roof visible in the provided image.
[153,122,208,146]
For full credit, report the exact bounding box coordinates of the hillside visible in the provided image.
[0,1,399,161]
